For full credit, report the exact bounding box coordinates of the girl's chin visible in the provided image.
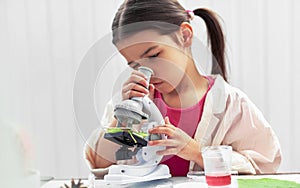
[153,82,174,94]
[153,82,169,92]
[155,87,172,95]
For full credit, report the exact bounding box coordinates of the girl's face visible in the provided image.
[117,30,191,94]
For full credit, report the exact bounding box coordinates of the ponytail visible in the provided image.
[193,8,227,82]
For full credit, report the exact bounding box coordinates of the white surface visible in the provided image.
[104,164,171,184]
[1,0,300,178]
[41,175,300,188]
[173,182,208,188]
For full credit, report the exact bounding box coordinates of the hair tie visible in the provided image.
[186,10,195,20]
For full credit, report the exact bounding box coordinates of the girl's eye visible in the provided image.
[129,62,140,70]
[132,64,140,70]
[149,52,160,58]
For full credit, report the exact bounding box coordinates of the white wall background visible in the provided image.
[0,0,299,178]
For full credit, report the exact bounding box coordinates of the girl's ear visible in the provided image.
[180,22,193,47]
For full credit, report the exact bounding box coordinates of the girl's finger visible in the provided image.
[156,147,178,156]
[131,70,149,80]
[148,139,177,147]
[164,116,171,124]
[148,126,175,137]
[123,83,149,95]
[123,90,145,99]
[148,84,155,100]
[126,74,149,88]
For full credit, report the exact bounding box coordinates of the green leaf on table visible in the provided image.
[238,178,300,188]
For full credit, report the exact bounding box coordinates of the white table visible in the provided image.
[41,173,300,188]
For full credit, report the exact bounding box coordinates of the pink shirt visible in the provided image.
[153,77,214,176]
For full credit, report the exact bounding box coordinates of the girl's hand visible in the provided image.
[148,117,202,163]
[122,70,155,100]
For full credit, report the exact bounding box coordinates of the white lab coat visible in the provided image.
[84,75,281,177]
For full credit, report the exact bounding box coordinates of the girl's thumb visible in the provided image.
[148,84,155,100]
[164,116,170,124]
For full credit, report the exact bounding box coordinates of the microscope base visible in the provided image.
[104,164,171,184]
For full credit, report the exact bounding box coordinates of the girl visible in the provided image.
[85,0,281,177]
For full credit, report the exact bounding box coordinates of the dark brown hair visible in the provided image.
[112,0,228,81]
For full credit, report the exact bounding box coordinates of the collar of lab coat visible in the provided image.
[190,74,229,170]
[194,74,229,146]
[207,74,228,114]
